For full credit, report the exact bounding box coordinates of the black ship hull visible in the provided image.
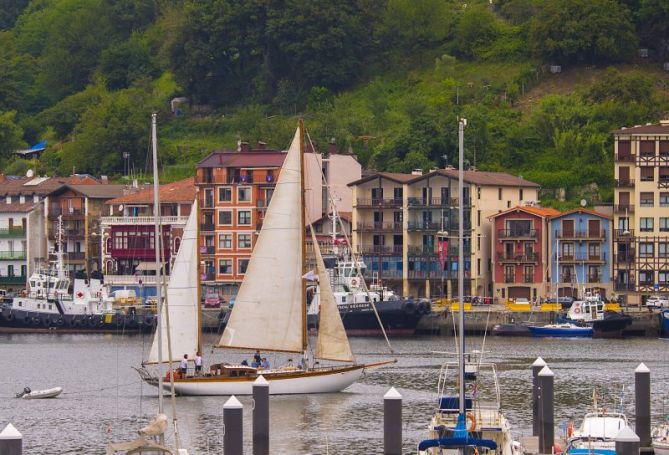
[0,307,156,334]
[308,299,430,337]
[491,323,531,337]
[591,311,633,338]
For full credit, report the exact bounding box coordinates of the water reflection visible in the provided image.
[0,334,667,453]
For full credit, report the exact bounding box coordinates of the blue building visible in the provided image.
[549,209,612,299]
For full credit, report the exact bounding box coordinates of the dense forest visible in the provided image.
[1,0,669,206]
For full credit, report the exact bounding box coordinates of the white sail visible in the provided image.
[310,227,353,362]
[217,127,304,352]
[146,199,200,364]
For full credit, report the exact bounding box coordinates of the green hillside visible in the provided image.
[1,0,668,207]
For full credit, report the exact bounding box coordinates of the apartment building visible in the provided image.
[349,169,540,298]
[548,209,612,299]
[196,141,361,298]
[99,178,194,299]
[613,120,669,304]
[44,183,126,275]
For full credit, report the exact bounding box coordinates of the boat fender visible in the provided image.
[42,316,51,327]
[56,317,64,326]
[402,301,417,314]
[574,307,581,314]
[87,316,96,327]
[350,277,359,287]
[567,420,574,438]
[95,316,104,327]
[466,412,477,432]
[5,312,13,321]
[32,317,41,326]
[144,315,155,327]
[24,316,31,325]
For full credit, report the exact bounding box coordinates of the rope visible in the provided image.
[305,130,395,357]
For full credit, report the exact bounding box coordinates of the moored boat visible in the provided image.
[491,323,531,337]
[16,386,63,399]
[652,418,669,455]
[660,309,669,338]
[528,323,592,337]
[566,409,628,455]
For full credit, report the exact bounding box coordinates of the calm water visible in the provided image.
[1,334,668,454]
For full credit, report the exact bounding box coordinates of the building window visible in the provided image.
[498,188,502,200]
[659,271,669,285]
[659,193,669,208]
[561,242,574,259]
[660,243,669,258]
[504,265,514,283]
[238,187,251,202]
[588,242,601,260]
[238,259,249,274]
[661,218,669,232]
[523,265,533,283]
[393,187,403,201]
[219,187,232,202]
[640,167,654,182]
[477,210,481,227]
[238,210,251,225]
[218,259,232,275]
[640,217,654,232]
[640,192,654,207]
[218,211,232,225]
[218,234,232,249]
[519,189,524,201]
[639,242,654,258]
[371,187,383,202]
[238,234,252,248]
[588,265,600,282]
[618,217,629,232]
[639,270,654,285]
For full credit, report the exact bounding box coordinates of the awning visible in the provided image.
[135,262,164,272]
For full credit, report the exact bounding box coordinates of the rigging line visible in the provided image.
[305,129,395,356]
[478,304,493,370]
[58,380,142,395]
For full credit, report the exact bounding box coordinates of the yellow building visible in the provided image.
[349,168,539,298]
[613,120,669,305]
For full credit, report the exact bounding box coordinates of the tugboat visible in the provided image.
[307,257,430,336]
[0,218,155,333]
[566,293,632,338]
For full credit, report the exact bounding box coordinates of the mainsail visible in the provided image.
[216,127,304,353]
[310,227,353,362]
[146,199,200,364]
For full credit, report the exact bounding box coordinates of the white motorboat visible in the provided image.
[566,408,628,455]
[652,419,669,455]
[16,386,63,399]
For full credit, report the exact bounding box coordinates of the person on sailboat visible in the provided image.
[253,350,261,366]
[194,351,202,375]
[179,354,188,376]
[260,358,270,369]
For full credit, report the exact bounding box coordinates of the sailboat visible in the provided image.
[138,120,392,396]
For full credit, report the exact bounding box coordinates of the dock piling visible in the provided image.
[634,363,651,447]
[252,375,269,455]
[0,423,22,455]
[615,426,640,455]
[531,357,547,437]
[538,366,554,454]
[223,395,243,455]
[384,387,402,455]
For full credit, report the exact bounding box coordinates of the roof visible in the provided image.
[0,176,67,196]
[106,178,195,205]
[613,122,669,135]
[348,169,539,187]
[549,208,611,220]
[67,174,100,185]
[0,202,36,213]
[54,184,127,199]
[198,150,287,168]
[490,205,561,219]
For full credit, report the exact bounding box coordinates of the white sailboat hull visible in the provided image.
[144,362,392,396]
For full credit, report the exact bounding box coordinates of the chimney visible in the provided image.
[101,175,108,184]
[411,169,423,176]
[240,142,250,153]
[660,119,669,126]
[132,179,138,188]
[256,141,267,150]
[445,165,455,170]
[327,139,337,155]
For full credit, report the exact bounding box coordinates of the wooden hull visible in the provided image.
[142,361,392,396]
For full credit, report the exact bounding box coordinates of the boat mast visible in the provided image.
[457,118,466,433]
[299,119,308,361]
[196,196,202,356]
[151,113,165,421]
[57,215,65,280]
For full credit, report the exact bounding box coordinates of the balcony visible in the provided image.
[0,275,27,285]
[101,216,189,226]
[615,252,635,264]
[615,153,635,162]
[587,275,602,283]
[407,197,470,208]
[558,252,607,263]
[497,252,538,263]
[356,222,402,232]
[200,222,215,232]
[357,245,403,256]
[407,245,437,256]
[203,272,216,281]
[614,282,635,291]
[372,270,403,280]
[356,198,402,208]
[614,204,634,214]
[201,246,216,255]
[67,252,85,261]
[407,221,441,231]
[614,179,635,187]
[0,251,26,260]
[104,275,161,285]
[49,229,85,240]
[48,208,84,220]
[614,229,635,238]
[497,229,537,239]
[0,227,25,237]
[560,275,575,284]
[555,230,606,240]
[523,275,533,284]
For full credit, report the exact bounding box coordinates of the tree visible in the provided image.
[0,111,26,162]
[636,0,669,59]
[99,35,157,90]
[529,0,637,64]
[452,5,501,59]
[0,31,36,112]
[0,0,29,30]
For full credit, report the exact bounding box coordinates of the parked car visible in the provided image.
[645,295,669,309]
[204,293,221,308]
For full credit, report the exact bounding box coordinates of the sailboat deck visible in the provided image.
[173,363,367,383]
[432,406,506,431]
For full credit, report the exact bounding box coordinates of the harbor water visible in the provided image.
[1,334,668,454]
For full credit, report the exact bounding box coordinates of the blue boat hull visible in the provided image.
[661,309,669,337]
[528,326,593,337]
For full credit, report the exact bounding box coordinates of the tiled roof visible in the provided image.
[0,176,67,196]
[490,205,561,219]
[0,202,36,213]
[549,208,611,220]
[198,150,286,168]
[106,178,195,205]
[67,174,101,185]
[613,122,669,135]
[348,169,539,187]
[61,184,127,199]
